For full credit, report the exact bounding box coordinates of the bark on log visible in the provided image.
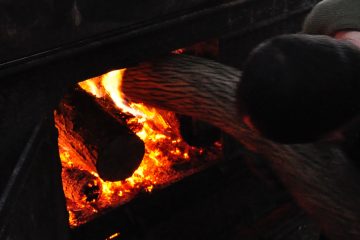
[55,88,145,181]
[122,54,360,240]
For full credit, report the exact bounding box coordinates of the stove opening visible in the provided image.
[55,41,223,229]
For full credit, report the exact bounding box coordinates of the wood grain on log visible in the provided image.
[55,88,145,181]
[122,54,360,240]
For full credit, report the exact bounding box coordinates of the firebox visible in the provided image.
[56,59,223,228]
[0,0,322,240]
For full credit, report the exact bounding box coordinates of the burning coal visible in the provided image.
[56,69,221,227]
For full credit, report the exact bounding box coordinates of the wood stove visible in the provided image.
[0,0,322,239]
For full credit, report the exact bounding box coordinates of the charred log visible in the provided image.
[62,168,102,203]
[177,114,221,147]
[55,88,145,181]
[122,54,360,240]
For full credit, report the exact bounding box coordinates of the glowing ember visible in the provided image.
[57,69,221,227]
[106,232,121,240]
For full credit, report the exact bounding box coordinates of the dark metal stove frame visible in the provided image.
[0,0,320,239]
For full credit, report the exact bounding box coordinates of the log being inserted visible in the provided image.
[122,54,360,240]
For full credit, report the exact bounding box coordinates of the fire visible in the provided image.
[106,232,121,240]
[57,69,221,227]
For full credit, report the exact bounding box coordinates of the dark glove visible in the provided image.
[236,34,360,144]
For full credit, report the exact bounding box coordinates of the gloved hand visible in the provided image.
[236,34,360,144]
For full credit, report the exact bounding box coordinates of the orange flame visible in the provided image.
[57,69,221,227]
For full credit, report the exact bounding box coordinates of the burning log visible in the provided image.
[55,88,145,181]
[122,54,360,240]
[62,168,102,203]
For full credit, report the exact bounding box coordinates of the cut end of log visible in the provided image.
[57,87,146,182]
[96,133,145,182]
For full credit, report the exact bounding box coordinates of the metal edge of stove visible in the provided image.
[0,117,48,228]
[0,0,320,86]
[0,115,70,240]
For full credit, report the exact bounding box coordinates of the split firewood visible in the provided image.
[55,88,145,182]
[122,54,360,240]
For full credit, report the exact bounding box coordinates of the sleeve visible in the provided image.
[302,0,360,35]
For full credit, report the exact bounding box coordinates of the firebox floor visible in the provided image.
[137,155,320,240]
[72,140,321,240]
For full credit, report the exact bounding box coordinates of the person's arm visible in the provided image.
[303,0,360,36]
[235,0,360,144]
[303,0,360,48]
[335,31,360,48]
[304,0,360,59]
